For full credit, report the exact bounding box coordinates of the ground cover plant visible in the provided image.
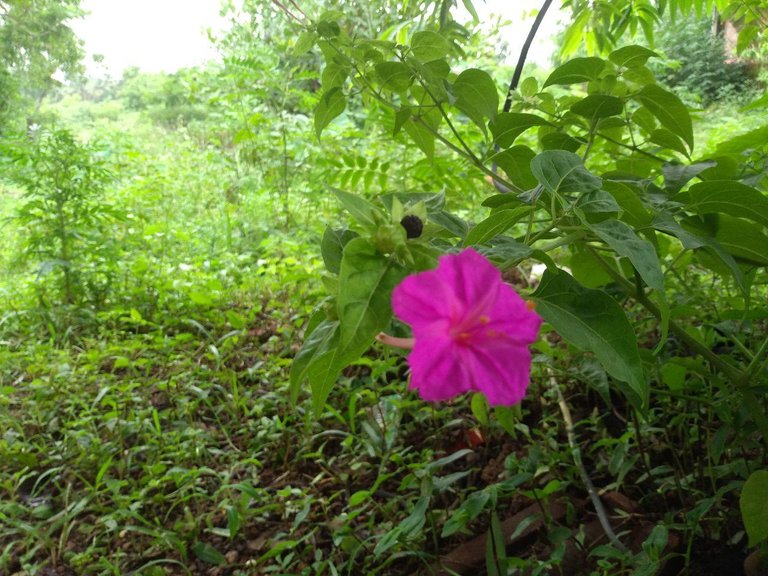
[1,0,768,574]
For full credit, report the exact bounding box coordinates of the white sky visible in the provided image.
[71,1,564,77]
[72,0,225,75]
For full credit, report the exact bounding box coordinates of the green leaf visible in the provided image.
[322,62,349,89]
[314,87,346,138]
[321,227,359,274]
[304,325,370,416]
[410,31,450,61]
[634,84,693,151]
[589,219,665,294]
[653,212,745,292]
[404,117,436,160]
[603,180,652,228]
[740,93,768,112]
[471,392,489,426]
[464,207,530,247]
[737,24,759,54]
[453,68,499,129]
[650,129,688,156]
[289,319,338,404]
[376,61,412,92]
[337,238,406,349]
[316,20,340,38]
[494,146,538,189]
[683,181,768,228]
[293,30,317,56]
[570,249,615,288]
[330,188,381,230]
[191,542,226,566]
[543,57,606,87]
[571,95,624,121]
[609,45,658,68]
[714,215,768,266]
[490,113,551,148]
[575,190,621,215]
[540,132,582,153]
[532,269,646,407]
[741,470,768,546]
[662,161,716,193]
[530,150,602,196]
[715,123,768,154]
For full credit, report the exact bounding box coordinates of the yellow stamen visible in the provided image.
[479,315,490,325]
[526,300,537,311]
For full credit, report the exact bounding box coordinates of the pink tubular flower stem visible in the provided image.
[376,332,415,350]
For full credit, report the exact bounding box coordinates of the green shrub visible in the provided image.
[654,16,753,104]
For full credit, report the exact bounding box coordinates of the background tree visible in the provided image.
[0,0,85,132]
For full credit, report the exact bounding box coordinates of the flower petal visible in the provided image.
[407,337,473,402]
[392,269,456,328]
[434,248,502,318]
[465,343,532,406]
[487,283,542,344]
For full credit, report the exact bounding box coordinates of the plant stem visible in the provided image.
[586,246,768,450]
[548,371,628,552]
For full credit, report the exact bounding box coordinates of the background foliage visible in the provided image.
[1,0,767,575]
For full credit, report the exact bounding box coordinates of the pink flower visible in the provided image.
[383,248,542,406]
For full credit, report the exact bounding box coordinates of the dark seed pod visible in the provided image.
[400,214,423,239]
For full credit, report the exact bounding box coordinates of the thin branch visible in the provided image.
[503,0,555,112]
[548,371,628,552]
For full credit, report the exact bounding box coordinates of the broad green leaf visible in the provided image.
[321,227,359,274]
[589,219,665,294]
[464,207,530,246]
[322,62,349,89]
[430,211,468,238]
[622,65,656,87]
[575,190,620,215]
[376,61,412,91]
[519,76,538,97]
[490,113,551,148]
[740,93,768,112]
[410,31,450,61]
[404,117,436,160]
[301,324,371,416]
[293,30,317,56]
[714,215,768,266]
[571,95,624,121]
[484,237,533,264]
[337,238,406,349]
[330,188,381,230]
[634,85,693,151]
[683,181,768,228]
[609,45,658,68]
[532,269,646,407]
[289,319,338,403]
[314,87,346,137]
[530,150,602,196]
[715,124,768,154]
[663,161,716,193]
[543,57,606,87]
[603,180,652,228]
[560,9,589,57]
[737,24,759,54]
[650,129,688,157]
[453,68,499,129]
[653,212,745,292]
[540,132,582,153]
[316,19,340,38]
[741,470,768,546]
[570,249,615,288]
[493,146,538,190]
